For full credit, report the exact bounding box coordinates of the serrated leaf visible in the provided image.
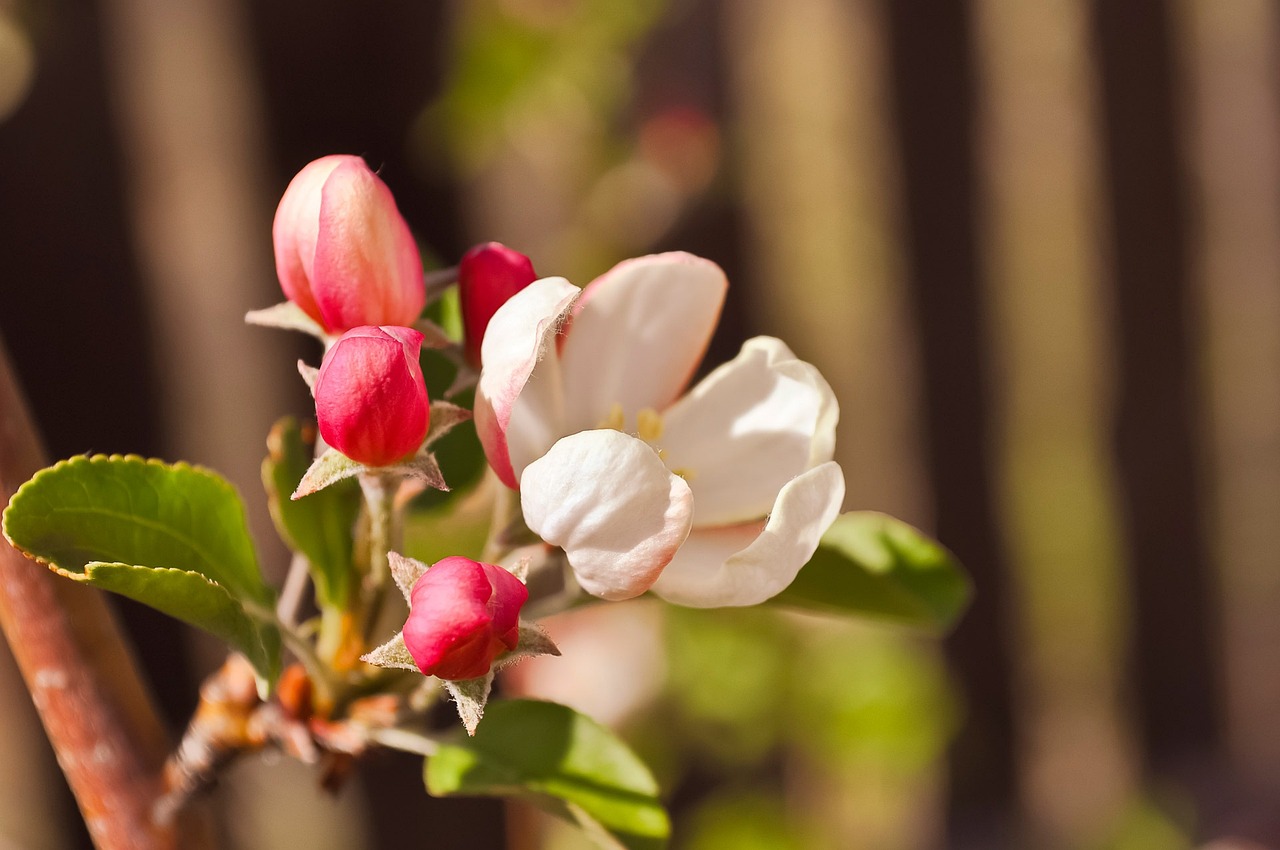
[444,673,494,735]
[771,512,971,632]
[263,418,361,609]
[426,700,669,850]
[2,455,281,685]
[87,564,280,688]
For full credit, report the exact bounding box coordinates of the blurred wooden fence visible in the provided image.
[1,0,1279,847]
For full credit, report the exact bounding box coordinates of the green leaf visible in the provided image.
[87,564,281,687]
[263,418,360,608]
[771,512,971,632]
[426,700,669,850]
[3,454,281,685]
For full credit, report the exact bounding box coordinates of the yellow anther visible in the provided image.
[636,408,664,443]
[671,467,696,482]
[599,403,626,432]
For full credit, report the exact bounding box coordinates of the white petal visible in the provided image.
[474,277,579,488]
[659,337,834,525]
[521,430,694,601]
[558,253,727,433]
[650,461,846,608]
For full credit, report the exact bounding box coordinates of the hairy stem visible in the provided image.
[359,472,401,643]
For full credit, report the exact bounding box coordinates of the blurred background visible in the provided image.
[0,0,1277,848]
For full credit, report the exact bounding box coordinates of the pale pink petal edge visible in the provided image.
[650,461,846,608]
[475,277,580,488]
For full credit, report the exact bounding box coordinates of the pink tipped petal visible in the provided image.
[558,253,727,433]
[475,277,579,488]
[660,337,829,526]
[520,430,694,601]
[272,155,350,326]
[650,461,846,607]
[312,159,425,330]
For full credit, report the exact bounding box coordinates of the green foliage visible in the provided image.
[664,608,791,765]
[789,627,956,774]
[426,699,670,850]
[427,0,668,171]
[2,455,281,688]
[772,512,971,631]
[262,417,360,609]
[679,792,812,850]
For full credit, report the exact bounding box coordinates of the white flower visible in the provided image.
[475,252,845,606]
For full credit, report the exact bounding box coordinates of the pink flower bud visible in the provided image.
[273,155,425,333]
[314,326,430,467]
[458,242,538,367]
[402,557,528,680]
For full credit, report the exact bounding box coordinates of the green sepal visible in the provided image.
[771,511,971,632]
[262,418,360,609]
[444,673,494,736]
[361,631,418,672]
[425,700,669,850]
[244,300,328,340]
[2,455,281,690]
[495,623,560,668]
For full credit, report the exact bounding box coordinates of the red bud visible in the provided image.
[314,326,429,467]
[458,242,538,367]
[402,557,528,680]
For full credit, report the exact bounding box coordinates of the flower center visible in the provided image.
[597,403,695,481]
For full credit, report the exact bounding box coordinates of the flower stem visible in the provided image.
[482,470,532,563]
[359,472,401,642]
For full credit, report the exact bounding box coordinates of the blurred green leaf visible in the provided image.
[664,608,790,764]
[2,455,280,686]
[262,417,360,608]
[789,628,956,774]
[771,512,971,631]
[426,699,669,850]
[680,792,811,850]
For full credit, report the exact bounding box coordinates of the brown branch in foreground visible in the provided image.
[0,340,180,849]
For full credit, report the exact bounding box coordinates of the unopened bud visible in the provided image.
[402,556,528,680]
[273,155,425,333]
[314,326,429,467]
[458,242,538,367]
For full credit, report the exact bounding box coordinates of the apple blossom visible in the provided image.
[475,252,845,606]
[314,326,429,467]
[273,155,425,333]
[402,556,528,680]
[458,242,538,367]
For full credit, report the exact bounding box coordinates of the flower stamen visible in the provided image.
[599,402,626,432]
[636,408,664,443]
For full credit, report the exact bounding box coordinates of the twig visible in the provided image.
[0,340,179,849]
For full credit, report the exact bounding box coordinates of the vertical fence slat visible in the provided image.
[882,2,1019,845]
[975,0,1137,843]
[724,0,937,846]
[1181,0,1280,838]
[1091,0,1222,782]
